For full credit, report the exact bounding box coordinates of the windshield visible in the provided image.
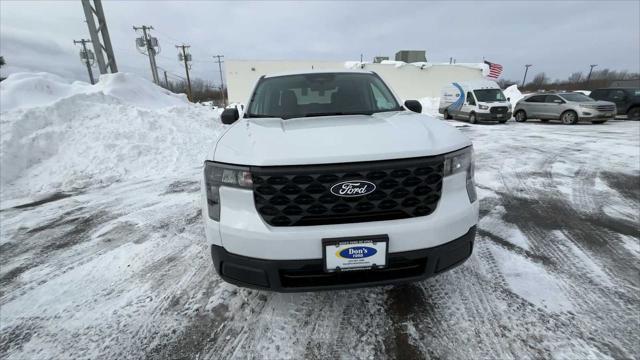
[559,93,594,102]
[473,89,507,103]
[246,73,403,119]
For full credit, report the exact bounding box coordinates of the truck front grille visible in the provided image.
[252,156,444,227]
[596,105,615,112]
[490,106,509,114]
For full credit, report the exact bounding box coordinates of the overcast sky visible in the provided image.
[1,0,638,85]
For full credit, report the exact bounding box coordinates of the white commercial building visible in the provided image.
[226,59,490,104]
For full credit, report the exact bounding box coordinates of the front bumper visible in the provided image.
[211,225,476,292]
[579,109,616,121]
[476,112,512,121]
[202,172,478,259]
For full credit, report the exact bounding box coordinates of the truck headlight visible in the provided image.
[444,146,477,203]
[204,161,253,221]
[478,104,489,110]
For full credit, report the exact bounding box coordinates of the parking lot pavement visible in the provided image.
[1,120,638,360]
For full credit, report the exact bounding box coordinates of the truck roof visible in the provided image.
[263,69,374,78]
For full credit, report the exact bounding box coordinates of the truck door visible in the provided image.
[544,95,565,119]
[461,91,477,117]
[606,89,628,114]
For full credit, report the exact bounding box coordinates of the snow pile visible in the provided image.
[0,72,188,111]
[380,60,407,68]
[417,97,441,117]
[504,84,524,106]
[0,72,223,202]
[343,61,371,70]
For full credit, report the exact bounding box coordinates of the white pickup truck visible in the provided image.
[201,70,478,292]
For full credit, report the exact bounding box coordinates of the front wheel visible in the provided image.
[561,110,578,125]
[443,109,452,120]
[469,112,478,124]
[514,110,527,122]
[627,107,640,120]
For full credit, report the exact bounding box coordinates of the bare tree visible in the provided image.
[528,72,548,90]
[568,72,583,83]
[497,78,517,89]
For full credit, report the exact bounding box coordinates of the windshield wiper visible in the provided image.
[245,113,282,119]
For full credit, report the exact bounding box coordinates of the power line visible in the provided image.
[73,39,95,84]
[213,55,226,106]
[133,25,161,84]
[176,44,193,101]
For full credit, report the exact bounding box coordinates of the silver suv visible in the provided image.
[513,92,616,124]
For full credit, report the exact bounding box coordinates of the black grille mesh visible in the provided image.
[252,156,444,226]
[490,106,509,114]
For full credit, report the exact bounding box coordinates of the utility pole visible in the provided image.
[213,55,226,106]
[176,44,193,101]
[73,39,95,84]
[133,25,160,84]
[587,64,598,83]
[80,0,118,74]
[522,64,533,87]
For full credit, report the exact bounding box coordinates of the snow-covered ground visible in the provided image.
[1,73,639,359]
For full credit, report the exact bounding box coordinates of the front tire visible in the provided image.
[469,112,478,124]
[443,109,452,120]
[514,110,527,122]
[561,110,578,125]
[627,107,640,120]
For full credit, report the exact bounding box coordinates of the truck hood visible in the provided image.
[212,111,472,166]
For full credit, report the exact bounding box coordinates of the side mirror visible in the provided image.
[221,108,239,124]
[404,100,422,113]
[507,97,511,102]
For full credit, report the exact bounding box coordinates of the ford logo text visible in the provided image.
[337,246,378,259]
[330,180,376,197]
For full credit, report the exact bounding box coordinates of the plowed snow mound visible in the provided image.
[0,72,223,202]
[0,72,188,111]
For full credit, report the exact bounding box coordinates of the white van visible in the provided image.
[439,80,512,123]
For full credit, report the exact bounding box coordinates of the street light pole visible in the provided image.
[522,64,532,87]
[587,64,598,83]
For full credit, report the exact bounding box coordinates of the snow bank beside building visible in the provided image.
[0,72,222,202]
[504,84,524,107]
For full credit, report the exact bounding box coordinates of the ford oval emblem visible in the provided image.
[330,180,376,197]
[337,246,378,259]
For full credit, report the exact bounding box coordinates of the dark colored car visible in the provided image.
[589,88,640,120]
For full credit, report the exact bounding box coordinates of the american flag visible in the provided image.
[484,60,503,79]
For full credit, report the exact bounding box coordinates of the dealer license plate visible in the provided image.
[323,235,388,272]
